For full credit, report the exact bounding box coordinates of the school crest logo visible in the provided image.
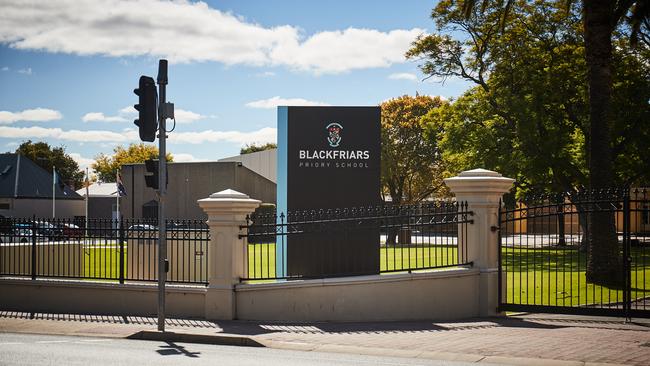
[326,123,343,148]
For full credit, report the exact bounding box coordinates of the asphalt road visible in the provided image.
[0,333,498,366]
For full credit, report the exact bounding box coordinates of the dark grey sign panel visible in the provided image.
[277,106,381,278]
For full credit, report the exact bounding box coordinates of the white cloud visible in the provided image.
[82,112,127,123]
[0,125,275,146]
[83,106,204,124]
[0,108,62,124]
[68,152,95,171]
[246,96,329,109]
[170,127,277,145]
[0,0,421,74]
[174,109,204,124]
[119,106,137,115]
[255,71,276,77]
[1,66,8,71]
[270,28,423,74]
[389,73,418,81]
[172,153,203,163]
[0,126,132,143]
[17,67,32,75]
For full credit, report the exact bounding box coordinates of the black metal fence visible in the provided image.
[0,217,209,285]
[242,201,473,281]
[499,188,650,318]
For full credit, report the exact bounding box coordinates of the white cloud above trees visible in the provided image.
[0,108,62,123]
[0,0,422,74]
[246,96,329,109]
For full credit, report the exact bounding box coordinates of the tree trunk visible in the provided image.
[583,0,623,287]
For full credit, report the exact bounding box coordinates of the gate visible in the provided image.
[498,188,650,318]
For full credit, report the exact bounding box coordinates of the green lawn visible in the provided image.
[83,246,125,280]
[246,243,460,279]
[502,246,650,306]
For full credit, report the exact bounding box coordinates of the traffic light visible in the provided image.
[144,159,159,189]
[134,76,158,142]
[144,159,168,190]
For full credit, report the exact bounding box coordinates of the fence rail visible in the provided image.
[242,201,473,281]
[0,217,209,285]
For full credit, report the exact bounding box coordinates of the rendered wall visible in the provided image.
[0,279,205,318]
[236,268,479,322]
[0,269,479,322]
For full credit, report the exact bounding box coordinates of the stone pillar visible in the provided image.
[444,169,514,317]
[197,189,260,320]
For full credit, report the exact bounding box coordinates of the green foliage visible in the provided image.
[240,143,277,155]
[92,143,173,182]
[411,0,650,196]
[380,95,447,204]
[14,140,84,190]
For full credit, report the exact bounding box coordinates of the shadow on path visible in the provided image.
[2,310,646,337]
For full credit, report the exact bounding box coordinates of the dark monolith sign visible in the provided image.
[277,106,381,278]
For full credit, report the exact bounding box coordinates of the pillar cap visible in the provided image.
[208,189,251,200]
[444,168,514,197]
[197,189,261,213]
[456,168,503,178]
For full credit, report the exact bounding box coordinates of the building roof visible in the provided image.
[75,182,118,198]
[0,154,82,200]
[218,148,277,183]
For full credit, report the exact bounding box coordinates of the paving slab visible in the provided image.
[0,311,648,365]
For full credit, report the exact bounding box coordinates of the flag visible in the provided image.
[85,169,90,198]
[116,172,127,197]
[53,168,67,195]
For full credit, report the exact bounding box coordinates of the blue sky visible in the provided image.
[0,0,471,172]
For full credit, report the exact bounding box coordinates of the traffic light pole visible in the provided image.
[157,60,168,332]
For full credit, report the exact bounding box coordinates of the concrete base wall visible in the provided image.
[0,279,205,318]
[0,268,480,321]
[236,268,480,322]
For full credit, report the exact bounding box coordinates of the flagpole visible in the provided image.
[116,169,120,236]
[85,167,89,238]
[52,166,56,218]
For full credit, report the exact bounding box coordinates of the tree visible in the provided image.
[92,143,173,182]
[14,140,84,190]
[240,143,277,155]
[380,95,447,206]
[409,0,650,286]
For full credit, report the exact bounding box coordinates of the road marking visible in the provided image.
[77,339,111,343]
[36,340,69,344]
[0,342,24,345]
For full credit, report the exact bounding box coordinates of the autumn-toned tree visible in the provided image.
[380,95,447,206]
[240,143,277,155]
[92,143,173,182]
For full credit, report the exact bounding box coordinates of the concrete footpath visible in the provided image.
[1,311,649,366]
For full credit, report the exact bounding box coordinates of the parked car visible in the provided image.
[128,224,157,231]
[0,228,39,243]
[60,223,82,240]
[32,221,64,241]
